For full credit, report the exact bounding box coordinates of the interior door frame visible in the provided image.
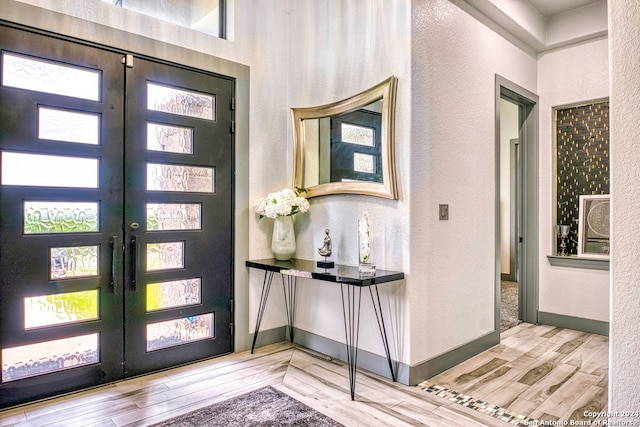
[495,75,539,327]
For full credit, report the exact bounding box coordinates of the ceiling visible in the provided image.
[527,0,601,18]
[465,0,608,52]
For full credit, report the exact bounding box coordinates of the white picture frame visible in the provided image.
[577,194,610,259]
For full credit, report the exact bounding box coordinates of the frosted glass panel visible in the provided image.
[1,152,98,188]
[2,53,100,101]
[147,82,214,120]
[146,313,213,351]
[147,123,193,154]
[342,123,374,146]
[50,246,99,279]
[354,152,375,174]
[147,163,214,193]
[39,107,100,145]
[147,278,202,311]
[1,334,99,383]
[146,242,184,271]
[24,202,99,234]
[24,290,99,329]
[147,203,201,231]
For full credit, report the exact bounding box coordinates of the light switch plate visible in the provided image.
[439,204,449,220]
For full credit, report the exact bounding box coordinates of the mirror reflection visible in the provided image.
[291,76,398,199]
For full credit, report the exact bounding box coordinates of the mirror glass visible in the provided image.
[291,76,398,199]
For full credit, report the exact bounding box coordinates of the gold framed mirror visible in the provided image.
[291,76,398,199]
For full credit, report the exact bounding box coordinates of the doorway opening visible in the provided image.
[499,98,521,331]
[495,75,539,332]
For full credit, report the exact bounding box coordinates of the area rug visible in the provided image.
[150,386,343,426]
[501,280,521,332]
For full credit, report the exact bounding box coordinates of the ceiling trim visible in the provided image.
[461,0,608,53]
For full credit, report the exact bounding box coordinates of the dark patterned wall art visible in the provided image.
[555,99,609,256]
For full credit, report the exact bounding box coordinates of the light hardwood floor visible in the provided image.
[0,323,608,427]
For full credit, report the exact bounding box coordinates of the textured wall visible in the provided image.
[537,38,609,322]
[254,0,413,361]
[410,0,537,361]
[609,0,640,414]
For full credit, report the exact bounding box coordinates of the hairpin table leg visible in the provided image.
[281,273,297,344]
[251,270,274,353]
[340,283,362,400]
[369,285,396,381]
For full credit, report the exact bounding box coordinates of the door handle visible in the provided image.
[110,236,118,294]
[130,236,137,291]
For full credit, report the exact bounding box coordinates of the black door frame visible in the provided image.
[0,23,236,408]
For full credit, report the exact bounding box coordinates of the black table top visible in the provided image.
[246,258,404,287]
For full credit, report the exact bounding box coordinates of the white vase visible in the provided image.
[272,215,296,261]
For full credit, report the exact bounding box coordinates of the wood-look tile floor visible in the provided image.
[0,323,608,427]
[421,322,609,425]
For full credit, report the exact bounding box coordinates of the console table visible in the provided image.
[245,258,404,400]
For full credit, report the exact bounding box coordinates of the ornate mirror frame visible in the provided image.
[291,76,398,199]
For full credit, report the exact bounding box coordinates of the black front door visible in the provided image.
[0,25,234,408]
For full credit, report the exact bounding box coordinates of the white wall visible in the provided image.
[410,0,537,362]
[537,37,610,322]
[247,0,413,362]
[608,0,640,414]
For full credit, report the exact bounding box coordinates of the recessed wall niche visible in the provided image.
[555,99,609,256]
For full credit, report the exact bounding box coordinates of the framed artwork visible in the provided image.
[577,194,610,258]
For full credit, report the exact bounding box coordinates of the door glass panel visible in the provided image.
[342,123,375,146]
[24,202,99,234]
[354,152,375,174]
[24,290,99,329]
[146,313,213,351]
[38,107,100,145]
[1,152,98,188]
[1,333,99,383]
[146,163,214,193]
[146,278,202,311]
[146,82,214,120]
[146,203,202,231]
[147,123,193,154]
[2,53,100,101]
[50,246,99,279]
[146,242,184,271]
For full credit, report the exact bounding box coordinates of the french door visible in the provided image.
[0,25,234,408]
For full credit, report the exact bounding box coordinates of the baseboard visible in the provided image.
[249,325,287,350]
[538,311,609,336]
[406,329,500,385]
[251,326,501,387]
[292,328,406,383]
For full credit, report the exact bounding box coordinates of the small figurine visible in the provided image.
[317,229,335,269]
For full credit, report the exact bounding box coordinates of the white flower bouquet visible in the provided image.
[255,187,309,219]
